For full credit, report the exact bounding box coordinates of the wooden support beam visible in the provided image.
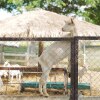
[38,41,44,68]
[0,45,4,64]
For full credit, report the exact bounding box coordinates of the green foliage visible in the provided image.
[0,0,100,25]
[86,0,100,25]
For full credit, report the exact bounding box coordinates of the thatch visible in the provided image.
[0,9,100,38]
[73,19,100,36]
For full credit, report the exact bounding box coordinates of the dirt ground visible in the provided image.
[0,71,100,96]
[0,73,66,96]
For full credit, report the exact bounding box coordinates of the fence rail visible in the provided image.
[0,37,100,100]
[3,53,67,66]
[3,53,38,65]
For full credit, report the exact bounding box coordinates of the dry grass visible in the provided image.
[0,73,65,96]
[0,71,100,96]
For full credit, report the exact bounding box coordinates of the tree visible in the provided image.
[0,0,100,25]
[85,0,100,24]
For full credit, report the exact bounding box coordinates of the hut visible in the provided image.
[0,9,100,66]
[0,9,99,37]
[0,9,70,66]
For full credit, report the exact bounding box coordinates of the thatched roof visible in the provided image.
[0,9,100,38]
[73,19,100,36]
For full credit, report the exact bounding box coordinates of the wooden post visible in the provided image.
[38,41,44,68]
[26,42,30,66]
[26,41,36,66]
[0,45,4,64]
[64,67,68,95]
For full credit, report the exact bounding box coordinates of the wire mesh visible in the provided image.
[0,41,71,96]
[1,37,100,100]
[78,40,100,97]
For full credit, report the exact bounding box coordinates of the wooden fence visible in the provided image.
[3,53,68,67]
[3,53,37,66]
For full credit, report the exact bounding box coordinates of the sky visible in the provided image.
[0,9,12,20]
[0,8,85,21]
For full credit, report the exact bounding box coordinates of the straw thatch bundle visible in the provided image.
[0,9,99,38]
[0,9,70,38]
[73,19,100,36]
